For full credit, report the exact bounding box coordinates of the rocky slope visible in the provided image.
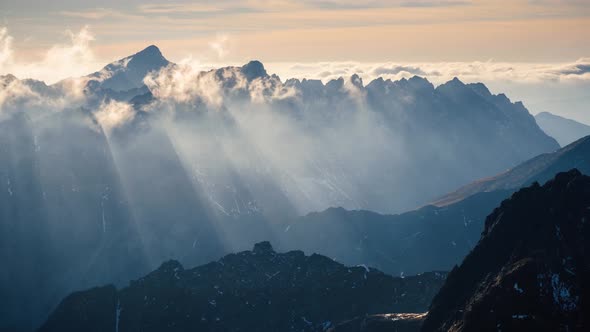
[39,242,446,332]
[422,169,590,331]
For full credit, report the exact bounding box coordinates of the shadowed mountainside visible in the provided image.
[423,169,590,331]
[39,242,446,332]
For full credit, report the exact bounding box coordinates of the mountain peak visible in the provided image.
[252,241,275,255]
[127,45,168,69]
[241,60,267,80]
[86,45,170,92]
[449,76,464,86]
[133,45,164,61]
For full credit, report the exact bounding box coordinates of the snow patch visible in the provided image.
[550,273,578,311]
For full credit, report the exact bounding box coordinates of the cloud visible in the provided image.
[0,28,14,69]
[529,0,590,6]
[372,65,427,76]
[0,75,87,119]
[144,58,299,110]
[0,26,103,84]
[138,4,226,14]
[399,0,471,7]
[59,8,124,19]
[553,58,590,76]
[265,58,590,85]
[209,34,231,59]
[95,100,136,131]
[144,60,226,107]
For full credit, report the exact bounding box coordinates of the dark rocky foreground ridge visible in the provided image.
[421,169,590,331]
[39,242,446,332]
[327,169,590,332]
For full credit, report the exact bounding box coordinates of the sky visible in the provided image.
[1,0,589,122]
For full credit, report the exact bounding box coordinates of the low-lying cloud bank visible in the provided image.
[266,58,590,85]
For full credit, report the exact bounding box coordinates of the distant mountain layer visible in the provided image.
[536,111,590,147]
[422,169,590,331]
[278,133,590,284]
[432,135,590,207]
[39,242,446,332]
[277,190,510,277]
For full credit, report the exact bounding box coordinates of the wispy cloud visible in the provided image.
[95,100,136,132]
[209,34,231,59]
[59,8,121,19]
[138,4,227,14]
[0,26,103,84]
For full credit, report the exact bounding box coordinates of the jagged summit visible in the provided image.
[86,44,170,92]
[435,76,466,91]
[134,45,164,58]
[123,45,169,73]
[252,241,275,255]
[467,82,492,97]
[241,60,268,80]
[449,76,463,84]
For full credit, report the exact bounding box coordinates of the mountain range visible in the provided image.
[274,134,590,277]
[39,242,446,332]
[39,170,590,331]
[0,45,572,331]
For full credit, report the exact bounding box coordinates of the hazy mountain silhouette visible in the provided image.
[278,134,590,280]
[535,111,590,147]
[432,135,590,207]
[39,242,446,332]
[276,190,510,277]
